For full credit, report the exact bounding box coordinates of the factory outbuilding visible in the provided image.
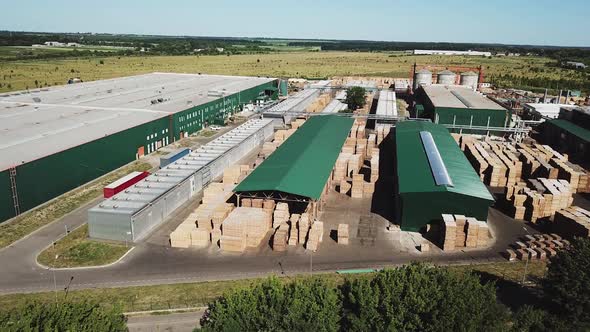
[415,85,508,128]
[542,106,590,164]
[395,121,494,232]
[234,115,354,215]
[0,73,278,222]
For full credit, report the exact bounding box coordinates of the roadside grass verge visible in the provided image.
[0,161,152,250]
[37,224,131,268]
[0,261,546,312]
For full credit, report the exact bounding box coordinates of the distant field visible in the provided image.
[0,51,583,92]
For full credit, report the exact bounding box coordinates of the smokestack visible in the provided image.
[543,88,548,103]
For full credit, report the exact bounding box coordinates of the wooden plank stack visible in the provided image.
[261,142,278,158]
[370,155,379,183]
[440,214,491,251]
[222,164,250,184]
[347,154,362,176]
[306,221,324,252]
[367,134,377,157]
[288,214,300,246]
[299,213,311,244]
[333,153,351,182]
[554,206,590,238]
[337,223,349,245]
[375,124,391,145]
[505,233,568,261]
[290,118,307,129]
[220,207,272,252]
[273,223,289,251]
[273,203,290,229]
[351,174,364,198]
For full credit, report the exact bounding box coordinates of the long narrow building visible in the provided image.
[0,73,278,222]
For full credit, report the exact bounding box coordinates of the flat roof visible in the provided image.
[548,119,590,143]
[376,90,397,117]
[396,121,494,201]
[234,115,354,200]
[0,73,275,170]
[89,118,273,216]
[422,85,506,111]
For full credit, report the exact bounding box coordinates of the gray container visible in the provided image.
[413,69,432,90]
[437,70,457,85]
[460,71,479,90]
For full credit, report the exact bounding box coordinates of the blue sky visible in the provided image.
[2,0,589,47]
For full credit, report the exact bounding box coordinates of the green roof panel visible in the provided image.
[396,121,494,201]
[234,115,354,200]
[548,119,590,143]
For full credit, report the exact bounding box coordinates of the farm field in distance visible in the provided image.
[0,51,583,92]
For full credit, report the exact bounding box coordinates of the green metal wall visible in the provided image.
[0,117,169,223]
[172,80,278,139]
[434,107,507,127]
[397,191,491,232]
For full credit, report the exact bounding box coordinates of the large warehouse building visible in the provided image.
[395,121,494,231]
[415,85,508,128]
[0,73,278,222]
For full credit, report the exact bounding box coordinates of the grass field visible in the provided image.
[0,261,546,312]
[0,52,582,92]
[0,161,152,250]
[37,224,130,268]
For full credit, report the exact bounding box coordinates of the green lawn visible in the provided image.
[37,224,131,268]
[0,161,152,249]
[0,261,546,313]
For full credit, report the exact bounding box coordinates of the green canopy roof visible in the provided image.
[396,121,494,201]
[548,119,590,143]
[234,115,354,200]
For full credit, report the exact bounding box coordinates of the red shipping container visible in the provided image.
[103,171,150,198]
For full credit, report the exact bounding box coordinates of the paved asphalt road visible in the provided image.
[127,311,205,332]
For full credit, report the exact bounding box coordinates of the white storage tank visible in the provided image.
[460,71,479,90]
[413,69,432,90]
[437,70,457,85]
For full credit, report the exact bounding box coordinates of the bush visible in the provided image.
[201,277,340,332]
[342,264,508,332]
[0,301,127,331]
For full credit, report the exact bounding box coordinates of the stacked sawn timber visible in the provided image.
[554,206,590,238]
[440,214,491,251]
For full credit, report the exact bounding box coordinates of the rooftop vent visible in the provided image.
[419,131,453,187]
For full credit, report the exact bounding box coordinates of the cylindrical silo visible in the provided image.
[460,71,479,90]
[413,69,432,90]
[437,70,457,85]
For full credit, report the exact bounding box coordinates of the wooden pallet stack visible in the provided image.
[212,203,235,230]
[347,154,362,177]
[273,222,289,251]
[273,202,290,229]
[440,214,491,251]
[299,213,311,244]
[306,221,324,252]
[370,155,379,183]
[367,134,377,157]
[554,206,590,238]
[351,174,365,198]
[504,178,573,222]
[170,223,195,248]
[288,214,300,246]
[220,207,271,252]
[333,153,351,182]
[504,233,568,261]
[337,224,349,245]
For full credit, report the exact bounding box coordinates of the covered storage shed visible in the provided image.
[234,115,354,215]
[395,121,494,231]
[416,85,508,128]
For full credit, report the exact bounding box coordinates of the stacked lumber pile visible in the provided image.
[440,214,491,251]
[222,164,250,184]
[306,221,324,252]
[298,213,311,244]
[356,120,366,139]
[337,224,349,245]
[504,233,568,261]
[333,153,351,182]
[554,206,590,238]
[274,130,287,144]
[261,142,278,158]
[351,174,364,198]
[291,118,306,129]
[342,138,356,155]
[366,134,377,157]
[170,182,235,248]
[347,154,362,176]
[375,125,391,145]
[504,178,573,222]
[220,207,272,252]
[306,94,331,113]
[370,155,379,183]
[272,223,289,251]
[356,138,367,159]
[273,202,290,229]
[288,214,300,246]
